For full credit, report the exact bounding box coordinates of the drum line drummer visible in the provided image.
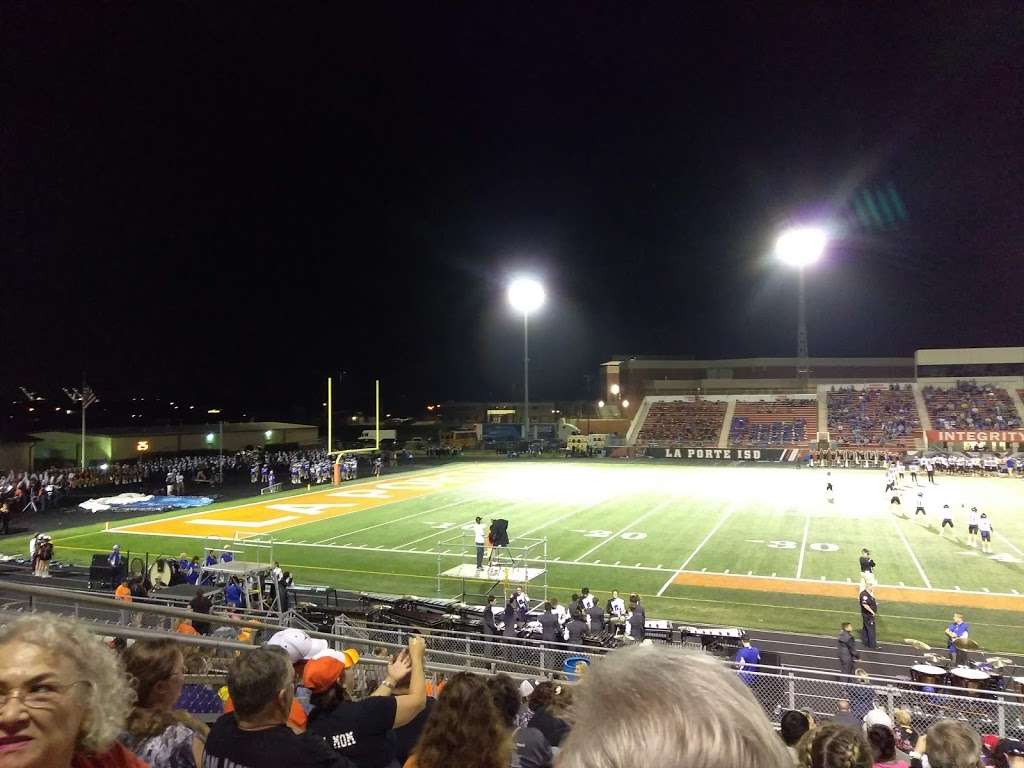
[945,612,970,667]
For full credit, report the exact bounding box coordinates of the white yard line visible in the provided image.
[393,519,478,549]
[314,496,478,544]
[517,498,609,538]
[656,506,733,596]
[573,501,670,563]
[796,505,812,579]
[891,517,932,589]
[995,530,1024,559]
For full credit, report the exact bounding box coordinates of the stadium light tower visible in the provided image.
[508,277,545,440]
[775,226,827,376]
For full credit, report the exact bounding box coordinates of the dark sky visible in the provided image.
[5,3,1023,419]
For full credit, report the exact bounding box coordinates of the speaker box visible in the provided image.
[88,554,116,590]
[760,650,782,668]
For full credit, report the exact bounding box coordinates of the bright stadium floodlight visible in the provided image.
[621,399,630,409]
[598,400,605,408]
[508,276,546,440]
[775,226,827,268]
[775,225,828,375]
[610,384,620,396]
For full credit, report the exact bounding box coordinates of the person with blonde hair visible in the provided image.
[557,644,791,768]
[0,613,145,768]
[120,638,208,767]
[912,719,981,768]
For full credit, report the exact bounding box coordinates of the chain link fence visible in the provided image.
[740,667,1024,738]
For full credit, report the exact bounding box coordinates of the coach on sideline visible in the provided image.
[557,645,791,768]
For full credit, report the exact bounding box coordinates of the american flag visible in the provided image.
[81,386,97,409]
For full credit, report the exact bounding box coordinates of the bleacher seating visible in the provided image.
[728,399,817,447]
[637,400,727,445]
[826,385,921,447]
[922,381,1020,430]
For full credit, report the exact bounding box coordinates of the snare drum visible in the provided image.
[950,666,990,696]
[911,664,948,686]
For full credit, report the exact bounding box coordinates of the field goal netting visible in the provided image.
[433,529,548,607]
[260,482,283,495]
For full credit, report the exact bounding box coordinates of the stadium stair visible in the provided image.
[1009,389,1024,425]
[912,384,932,432]
[717,400,736,448]
[626,397,653,444]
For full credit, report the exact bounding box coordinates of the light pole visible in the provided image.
[775,226,827,377]
[508,277,545,441]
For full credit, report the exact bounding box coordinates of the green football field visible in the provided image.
[6,461,1024,653]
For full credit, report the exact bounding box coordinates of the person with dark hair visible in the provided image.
[225,576,243,609]
[838,622,860,678]
[992,740,1024,768]
[481,594,499,639]
[627,594,645,642]
[404,672,511,768]
[473,516,486,572]
[798,722,873,768]
[195,647,348,767]
[867,724,908,768]
[487,674,552,768]
[539,602,560,643]
[566,610,588,645]
[527,682,572,749]
[189,588,213,635]
[735,635,761,687]
[781,710,812,764]
[585,595,605,633]
[306,636,426,768]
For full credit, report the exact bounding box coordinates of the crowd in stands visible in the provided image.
[637,400,727,445]
[3,612,1022,768]
[923,381,1021,430]
[827,385,921,447]
[728,398,817,447]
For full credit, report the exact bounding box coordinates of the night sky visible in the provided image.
[5,4,1023,422]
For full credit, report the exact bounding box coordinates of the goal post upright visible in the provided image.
[330,378,382,468]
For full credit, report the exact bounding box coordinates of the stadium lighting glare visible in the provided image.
[507,277,545,315]
[206,433,215,443]
[507,276,546,440]
[598,400,605,408]
[609,384,620,396]
[207,408,221,414]
[621,399,630,408]
[264,430,272,439]
[99,463,109,471]
[775,226,827,268]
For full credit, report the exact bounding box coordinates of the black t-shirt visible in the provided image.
[308,696,398,768]
[203,713,350,768]
[393,696,434,765]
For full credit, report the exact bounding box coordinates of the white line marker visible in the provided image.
[747,570,752,576]
[635,562,642,567]
[657,506,733,596]
[723,568,730,574]
[982,587,990,592]
[899,581,905,586]
[820,576,826,581]
[314,496,477,544]
[1012,589,1020,595]
[796,503,812,579]
[657,564,663,569]
[614,561,620,565]
[954,586,961,590]
[394,518,477,549]
[891,517,932,588]
[552,556,560,561]
[846,577,851,583]
[702,568,707,572]
[593,560,601,564]
[771,572,776,577]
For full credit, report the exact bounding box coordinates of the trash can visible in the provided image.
[562,656,590,681]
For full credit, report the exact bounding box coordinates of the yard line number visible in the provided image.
[572,529,648,541]
[764,540,839,552]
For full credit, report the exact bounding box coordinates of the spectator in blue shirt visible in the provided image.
[220,549,234,563]
[734,635,761,687]
[225,576,243,609]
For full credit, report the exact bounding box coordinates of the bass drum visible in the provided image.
[950,667,990,697]
[911,664,948,686]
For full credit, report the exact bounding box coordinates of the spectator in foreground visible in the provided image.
[488,673,552,768]
[781,710,814,764]
[834,699,861,727]
[911,719,981,768]
[0,613,144,768]
[867,724,908,768]
[558,644,791,768]
[403,671,511,768]
[526,681,572,749]
[305,635,426,768]
[797,722,873,768]
[992,740,1024,768]
[892,710,918,755]
[120,638,208,767]
[203,646,349,768]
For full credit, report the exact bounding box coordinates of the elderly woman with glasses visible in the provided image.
[0,613,146,768]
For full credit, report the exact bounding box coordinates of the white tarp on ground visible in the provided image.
[79,493,213,512]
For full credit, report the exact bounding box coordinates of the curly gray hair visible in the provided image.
[0,613,135,753]
[558,644,792,768]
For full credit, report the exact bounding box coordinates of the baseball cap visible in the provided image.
[265,629,329,663]
[302,649,360,693]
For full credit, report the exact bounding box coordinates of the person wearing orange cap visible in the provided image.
[306,635,426,768]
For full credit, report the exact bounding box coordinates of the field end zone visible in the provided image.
[671,571,1024,612]
[108,466,476,540]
